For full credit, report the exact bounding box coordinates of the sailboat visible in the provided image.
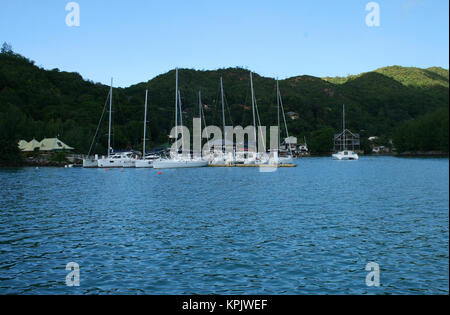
[194,91,214,163]
[153,69,208,169]
[248,71,270,165]
[332,105,359,161]
[232,72,256,165]
[211,77,235,165]
[274,79,295,165]
[83,84,111,168]
[136,89,160,168]
[97,78,137,168]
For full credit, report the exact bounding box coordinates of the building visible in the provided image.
[280,136,309,157]
[18,138,74,152]
[20,139,41,152]
[286,112,299,120]
[282,136,298,152]
[18,140,28,151]
[39,138,74,151]
[333,130,360,152]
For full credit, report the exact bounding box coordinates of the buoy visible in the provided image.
[121,169,124,172]
[105,168,108,171]
[158,171,162,175]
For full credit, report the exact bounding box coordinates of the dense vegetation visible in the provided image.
[394,108,449,153]
[0,44,448,165]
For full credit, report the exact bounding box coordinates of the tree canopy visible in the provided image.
[0,45,448,164]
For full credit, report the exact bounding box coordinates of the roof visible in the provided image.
[334,130,360,139]
[284,136,298,144]
[21,139,41,152]
[18,140,28,151]
[39,138,74,151]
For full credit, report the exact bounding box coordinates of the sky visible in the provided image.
[0,0,448,87]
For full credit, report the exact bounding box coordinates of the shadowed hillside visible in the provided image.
[0,47,448,162]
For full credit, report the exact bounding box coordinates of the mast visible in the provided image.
[199,91,202,158]
[250,72,257,152]
[200,92,211,155]
[175,69,178,153]
[278,84,292,156]
[178,90,184,153]
[142,89,148,157]
[343,104,346,151]
[107,78,113,157]
[276,79,281,152]
[220,77,226,152]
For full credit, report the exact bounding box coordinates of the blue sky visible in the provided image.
[1,0,448,87]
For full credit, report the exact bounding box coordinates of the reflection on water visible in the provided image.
[0,157,448,294]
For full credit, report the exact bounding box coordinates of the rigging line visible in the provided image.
[87,89,110,156]
[224,93,234,126]
[278,88,292,155]
[241,81,250,125]
[199,93,211,154]
[214,84,221,127]
[254,97,266,152]
[178,90,184,152]
[276,81,280,151]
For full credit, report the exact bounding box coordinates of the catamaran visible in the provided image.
[332,104,359,161]
[153,69,208,169]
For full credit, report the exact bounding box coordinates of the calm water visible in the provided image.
[0,157,448,295]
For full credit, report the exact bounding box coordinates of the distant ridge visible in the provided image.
[324,66,449,87]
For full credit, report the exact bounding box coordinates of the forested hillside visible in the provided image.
[0,45,448,163]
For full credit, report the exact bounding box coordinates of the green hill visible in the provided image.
[0,47,448,162]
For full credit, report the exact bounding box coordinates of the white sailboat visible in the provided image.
[97,78,137,168]
[153,69,208,169]
[248,71,270,165]
[210,77,235,165]
[195,91,214,163]
[83,85,111,168]
[273,79,295,165]
[136,89,160,168]
[332,105,359,161]
[83,156,98,168]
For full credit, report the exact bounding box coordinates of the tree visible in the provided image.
[309,127,335,154]
[1,42,13,55]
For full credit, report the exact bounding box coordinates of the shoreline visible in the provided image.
[1,152,449,168]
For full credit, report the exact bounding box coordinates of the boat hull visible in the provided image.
[135,159,156,168]
[278,156,295,164]
[332,152,359,160]
[83,159,98,168]
[153,160,208,169]
[98,159,136,168]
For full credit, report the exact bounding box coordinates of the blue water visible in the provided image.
[0,157,448,295]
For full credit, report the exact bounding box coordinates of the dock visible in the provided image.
[208,164,297,168]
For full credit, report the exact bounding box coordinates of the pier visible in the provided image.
[208,164,297,168]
